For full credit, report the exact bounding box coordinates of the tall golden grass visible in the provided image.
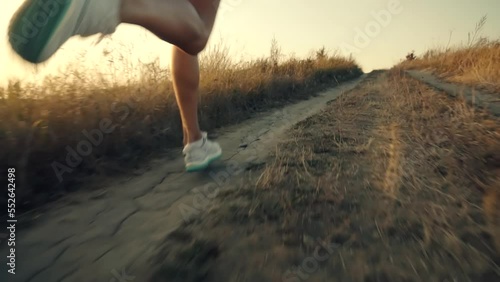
[400,16,500,93]
[0,39,361,209]
[395,18,500,252]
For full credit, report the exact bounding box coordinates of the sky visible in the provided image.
[1,0,499,86]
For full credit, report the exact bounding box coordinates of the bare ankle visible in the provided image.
[186,131,203,144]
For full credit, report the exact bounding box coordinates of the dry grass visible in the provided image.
[0,39,361,210]
[399,16,500,93]
[386,68,500,236]
[148,70,500,282]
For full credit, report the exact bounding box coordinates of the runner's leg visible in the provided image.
[120,0,220,55]
[170,0,220,144]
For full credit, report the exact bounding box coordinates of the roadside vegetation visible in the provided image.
[400,16,500,93]
[0,38,362,211]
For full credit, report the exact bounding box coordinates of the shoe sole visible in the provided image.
[185,152,223,173]
[8,0,86,63]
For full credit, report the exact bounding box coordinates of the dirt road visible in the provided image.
[147,70,499,282]
[0,74,365,282]
[1,70,499,282]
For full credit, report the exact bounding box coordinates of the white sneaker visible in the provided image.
[9,0,121,63]
[183,132,222,172]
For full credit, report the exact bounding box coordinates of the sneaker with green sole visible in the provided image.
[8,0,121,63]
[183,132,223,172]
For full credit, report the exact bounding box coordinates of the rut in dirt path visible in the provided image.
[148,70,500,282]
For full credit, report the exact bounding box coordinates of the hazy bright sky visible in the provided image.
[1,0,499,86]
